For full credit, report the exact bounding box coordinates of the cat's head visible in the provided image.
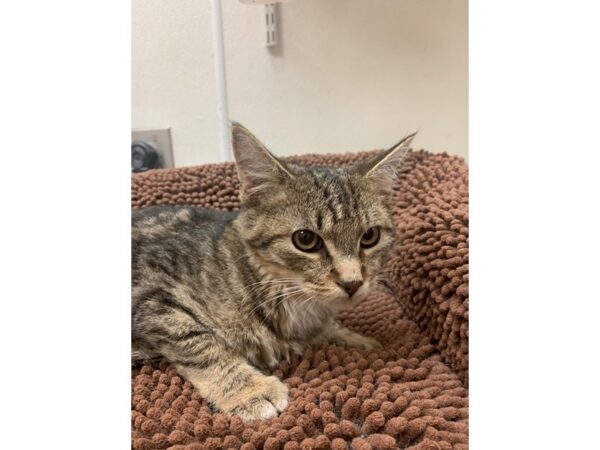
[231,122,415,310]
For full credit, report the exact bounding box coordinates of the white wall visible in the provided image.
[133,0,467,167]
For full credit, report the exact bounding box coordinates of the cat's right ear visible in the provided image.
[230,121,295,199]
[353,132,417,194]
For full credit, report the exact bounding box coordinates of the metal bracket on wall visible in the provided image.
[265,4,277,47]
[240,0,291,47]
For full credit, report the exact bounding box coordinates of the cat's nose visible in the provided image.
[336,279,363,297]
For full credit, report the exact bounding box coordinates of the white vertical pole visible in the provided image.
[209,0,231,162]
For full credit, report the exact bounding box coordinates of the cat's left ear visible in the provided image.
[230,121,295,200]
[355,132,417,192]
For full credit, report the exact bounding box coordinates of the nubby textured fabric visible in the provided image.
[131,150,469,449]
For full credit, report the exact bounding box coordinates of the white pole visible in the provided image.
[209,0,231,162]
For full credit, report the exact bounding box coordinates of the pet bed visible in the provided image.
[131,149,469,449]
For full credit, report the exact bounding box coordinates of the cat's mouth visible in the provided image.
[339,285,370,308]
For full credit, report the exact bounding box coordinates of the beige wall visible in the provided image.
[133,0,467,167]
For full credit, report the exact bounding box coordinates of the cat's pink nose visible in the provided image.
[337,279,363,297]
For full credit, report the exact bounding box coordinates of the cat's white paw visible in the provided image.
[223,375,289,422]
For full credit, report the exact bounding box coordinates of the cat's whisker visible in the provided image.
[235,280,294,310]
[295,295,316,324]
[241,300,278,323]
[239,286,308,323]
[236,279,308,312]
[256,292,298,328]
[244,277,299,286]
[237,286,301,314]
[252,289,312,325]
[237,278,300,298]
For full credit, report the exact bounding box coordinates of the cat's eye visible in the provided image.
[292,229,323,252]
[360,227,380,248]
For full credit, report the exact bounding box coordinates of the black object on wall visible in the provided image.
[132,141,159,173]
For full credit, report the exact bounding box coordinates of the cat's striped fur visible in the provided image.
[132,123,415,421]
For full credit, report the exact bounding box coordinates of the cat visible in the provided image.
[132,122,415,422]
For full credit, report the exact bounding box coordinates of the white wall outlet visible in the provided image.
[132,128,174,168]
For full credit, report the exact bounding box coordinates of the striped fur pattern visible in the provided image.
[132,123,415,422]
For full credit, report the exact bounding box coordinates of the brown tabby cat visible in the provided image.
[132,123,415,422]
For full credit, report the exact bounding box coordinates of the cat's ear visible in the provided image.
[355,132,417,192]
[230,121,294,198]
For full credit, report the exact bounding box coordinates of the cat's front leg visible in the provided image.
[321,320,382,351]
[163,335,289,422]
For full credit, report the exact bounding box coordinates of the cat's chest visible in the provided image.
[277,300,331,340]
[234,301,332,369]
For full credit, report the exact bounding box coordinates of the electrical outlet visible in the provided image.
[132,128,174,168]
